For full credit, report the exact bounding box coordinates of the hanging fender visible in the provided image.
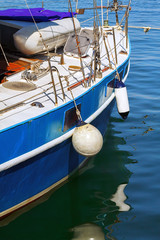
[114,80,130,119]
[72,121,103,157]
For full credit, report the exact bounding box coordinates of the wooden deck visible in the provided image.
[0,53,41,82]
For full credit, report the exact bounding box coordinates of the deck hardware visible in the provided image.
[31,102,44,108]
[52,66,66,102]
[59,54,65,65]
[47,58,58,106]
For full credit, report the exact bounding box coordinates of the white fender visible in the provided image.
[72,122,103,157]
[115,81,130,119]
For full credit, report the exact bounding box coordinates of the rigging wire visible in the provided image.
[24,0,50,55]
[119,0,131,26]
[24,0,59,105]
[105,30,121,80]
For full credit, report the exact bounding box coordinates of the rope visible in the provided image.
[81,9,108,24]
[119,0,131,26]
[128,26,160,31]
[68,0,86,83]
[105,30,120,80]
[24,0,50,56]
[24,0,60,105]
[65,77,82,121]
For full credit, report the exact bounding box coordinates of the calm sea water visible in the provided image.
[0,0,160,239]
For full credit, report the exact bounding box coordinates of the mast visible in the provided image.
[124,0,132,48]
[114,0,119,25]
[93,0,102,80]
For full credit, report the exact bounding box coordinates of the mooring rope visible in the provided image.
[65,76,82,121]
[128,26,160,32]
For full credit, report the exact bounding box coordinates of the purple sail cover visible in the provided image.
[0,8,76,22]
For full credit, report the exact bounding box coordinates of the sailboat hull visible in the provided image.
[0,98,115,218]
[0,61,130,218]
[0,19,131,218]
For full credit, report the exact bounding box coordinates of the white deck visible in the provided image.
[0,27,129,131]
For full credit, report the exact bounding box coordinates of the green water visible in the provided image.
[0,120,133,239]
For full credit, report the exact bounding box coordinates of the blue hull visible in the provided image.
[0,59,129,217]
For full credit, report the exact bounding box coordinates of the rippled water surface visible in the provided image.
[0,0,160,239]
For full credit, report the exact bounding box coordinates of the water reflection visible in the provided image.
[0,120,134,240]
[111,183,130,212]
[71,223,105,240]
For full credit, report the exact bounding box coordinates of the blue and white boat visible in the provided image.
[0,0,131,219]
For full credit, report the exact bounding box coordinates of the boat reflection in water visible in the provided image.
[0,121,133,240]
[71,223,105,240]
[111,183,130,212]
